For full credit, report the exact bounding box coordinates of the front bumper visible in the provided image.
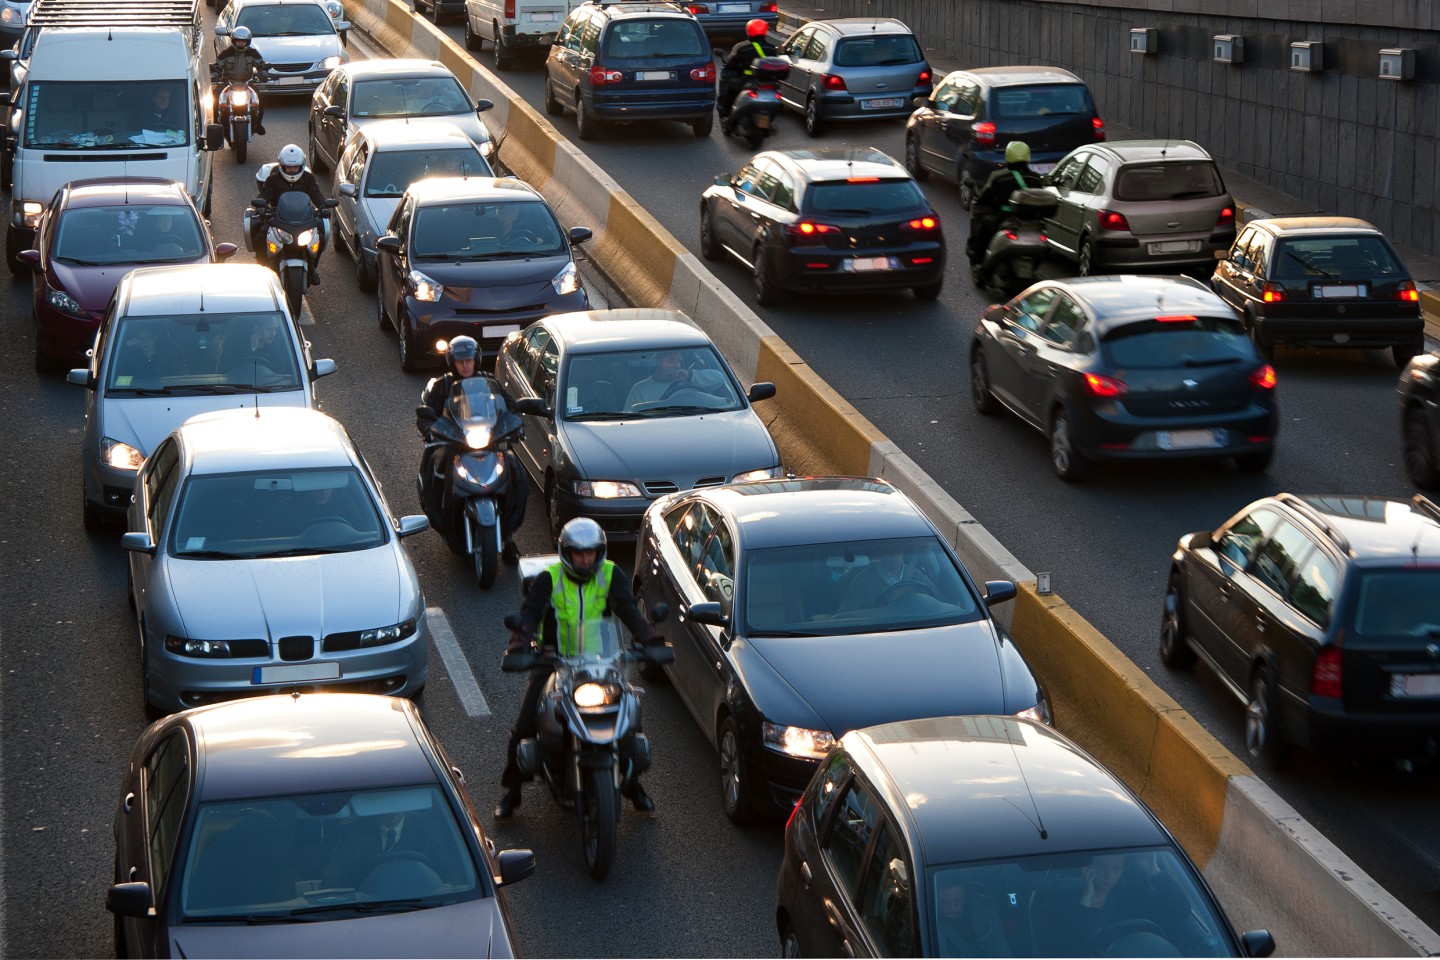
[742,738,820,817]
[260,70,330,94]
[552,487,646,542]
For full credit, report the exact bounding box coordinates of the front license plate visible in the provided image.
[862,97,905,110]
[1029,162,1055,175]
[483,324,521,337]
[638,70,672,81]
[1391,673,1440,698]
[1316,284,1364,298]
[254,662,341,685]
[275,75,308,86]
[1148,240,1200,255]
[1158,429,1223,450]
[845,256,896,272]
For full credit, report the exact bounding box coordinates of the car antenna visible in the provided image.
[251,358,261,418]
[1004,734,1048,840]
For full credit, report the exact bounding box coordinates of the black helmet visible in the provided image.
[558,517,606,583]
[446,335,478,370]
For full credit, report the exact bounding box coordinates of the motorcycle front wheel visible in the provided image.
[281,263,306,319]
[231,118,249,163]
[580,765,618,881]
[472,518,498,589]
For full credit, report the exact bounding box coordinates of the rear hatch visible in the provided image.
[988,82,1099,158]
[830,32,929,103]
[598,17,712,102]
[1114,160,1231,237]
[1100,314,1267,419]
[1338,565,1440,715]
[1267,233,1416,317]
[802,177,942,255]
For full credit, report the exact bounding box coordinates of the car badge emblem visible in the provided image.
[1167,221,1181,229]
[1183,378,1198,389]
[876,82,888,88]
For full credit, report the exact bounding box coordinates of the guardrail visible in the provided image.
[340,3,1440,953]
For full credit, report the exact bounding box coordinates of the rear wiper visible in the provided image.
[1182,357,1239,368]
[1285,251,1336,278]
[1168,190,1214,200]
[878,57,915,65]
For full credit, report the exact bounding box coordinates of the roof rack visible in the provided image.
[26,0,200,29]
[1274,493,1352,555]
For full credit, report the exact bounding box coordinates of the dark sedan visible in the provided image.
[634,477,1048,823]
[1398,348,1440,488]
[700,146,945,304]
[107,693,535,958]
[375,176,591,371]
[970,275,1279,481]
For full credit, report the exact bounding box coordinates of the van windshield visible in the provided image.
[24,80,190,149]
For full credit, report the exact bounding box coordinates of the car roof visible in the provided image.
[1037,275,1234,329]
[813,17,911,36]
[1089,140,1211,163]
[119,264,283,316]
[766,146,907,182]
[360,119,479,151]
[543,309,713,353]
[407,176,540,204]
[584,1,691,21]
[953,65,1085,87]
[1249,216,1384,237]
[184,694,437,802]
[62,178,192,208]
[1274,494,1440,563]
[178,408,357,475]
[698,477,936,549]
[341,58,456,80]
[847,716,1168,865]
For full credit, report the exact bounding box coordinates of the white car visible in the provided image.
[215,0,348,95]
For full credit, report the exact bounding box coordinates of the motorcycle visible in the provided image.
[244,186,335,319]
[718,55,788,149]
[216,79,262,164]
[502,598,672,881]
[415,377,535,588]
[972,187,1060,296]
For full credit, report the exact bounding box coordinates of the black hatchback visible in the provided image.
[970,275,1279,481]
[700,145,945,304]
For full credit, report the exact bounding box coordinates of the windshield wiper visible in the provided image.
[288,898,444,918]
[567,411,633,421]
[749,629,821,637]
[175,549,248,560]
[57,256,107,266]
[249,546,356,558]
[637,404,715,417]
[187,913,298,925]
[107,387,176,396]
[1285,251,1336,278]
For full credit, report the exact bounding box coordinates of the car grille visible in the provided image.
[694,476,726,487]
[228,639,270,658]
[269,62,313,73]
[644,481,679,496]
[455,305,546,316]
[279,635,315,661]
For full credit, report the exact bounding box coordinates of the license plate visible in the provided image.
[845,256,895,272]
[1029,162,1055,175]
[1148,240,1200,255]
[1391,673,1440,698]
[717,2,749,11]
[483,324,521,337]
[1316,284,1364,298]
[862,97,905,110]
[1158,429,1223,450]
[254,662,341,684]
[638,70,672,81]
[755,113,770,129]
[275,75,308,86]
[527,11,555,20]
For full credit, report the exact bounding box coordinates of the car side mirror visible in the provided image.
[475,98,494,113]
[0,51,15,63]
[312,357,337,378]
[714,173,730,187]
[568,226,592,244]
[214,242,238,261]
[983,580,1017,606]
[495,848,535,887]
[747,381,776,402]
[17,248,38,269]
[511,397,550,417]
[120,532,157,556]
[376,236,402,254]
[214,24,230,36]
[106,882,153,918]
[335,20,351,31]
[649,602,669,624]
[687,601,729,628]
[323,105,344,118]
[338,182,356,197]
[203,123,225,151]
[395,514,429,538]
[1189,529,1213,550]
[912,96,930,109]
[1240,931,1275,958]
[66,368,93,388]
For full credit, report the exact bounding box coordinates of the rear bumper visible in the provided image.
[1291,696,1440,758]
[695,13,777,41]
[590,93,714,123]
[501,24,558,46]
[403,288,588,365]
[1090,228,1236,271]
[1255,311,1423,348]
[1075,403,1278,462]
[772,244,944,294]
[812,88,931,123]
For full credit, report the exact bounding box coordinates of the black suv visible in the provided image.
[1398,348,1440,489]
[543,0,715,140]
[1162,493,1440,768]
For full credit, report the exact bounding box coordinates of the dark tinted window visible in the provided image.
[601,18,705,57]
[364,149,491,198]
[833,33,922,67]
[145,732,190,895]
[1114,161,1225,202]
[810,751,851,824]
[1101,315,1252,369]
[56,204,205,264]
[236,3,334,35]
[352,77,472,117]
[1044,296,1086,346]
[1351,570,1440,642]
[1291,549,1338,627]
[1216,508,1279,567]
[412,201,564,258]
[858,824,917,957]
[825,778,881,899]
[1251,519,1315,598]
[805,179,926,215]
[991,83,1090,119]
[1273,236,1404,279]
[1075,154,1110,194]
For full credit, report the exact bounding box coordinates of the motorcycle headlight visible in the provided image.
[573,681,622,709]
[732,466,782,483]
[762,722,837,760]
[166,635,234,658]
[13,200,42,228]
[551,261,581,296]
[295,229,316,247]
[359,618,418,647]
[1014,700,1052,725]
[409,269,442,302]
[48,288,87,318]
[319,55,342,71]
[229,89,250,108]
[464,425,492,449]
[573,480,642,499]
[102,438,145,471]
[271,227,295,245]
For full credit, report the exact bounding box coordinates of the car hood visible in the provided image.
[417,257,569,308]
[53,257,205,312]
[165,548,403,640]
[251,34,341,63]
[559,408,775,484]
[101,393,308,459]
[166,896,515,958]
[354,112,492,147]
[748,622,1009,732]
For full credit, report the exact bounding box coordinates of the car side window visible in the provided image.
[768,168,796,210]
[1052,152,1087,190]
[810,750,851,825]
[1251,518,1316,599]
[805,31,829,62]
[1230,227,1256,271]
[531,339,559,402]
[699,521,735,611]
[144,732,190,896]
[1290,549,1339,627]
[930,76,962,109]
[513,325,547,382]
[1249,233,1271,277]
[857,822,918,958]
[733,162,764,198]
[1215,507,1280,567]
[782,25,813,57]
[144,439,181,534]
[755,163,786,207]
[956,82,982,116]
[1010,288,1057,332]
[553,15,574,48]
[1075,154,1111,194]
[334,73,349,109]
[579,16,602,55]
[824,776,882,901]
[1042,295,1085,346]
[678,504,717,577]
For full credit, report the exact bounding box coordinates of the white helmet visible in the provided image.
[277,144,306,183]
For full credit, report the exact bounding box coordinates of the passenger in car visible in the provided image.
[934,876,1010,957]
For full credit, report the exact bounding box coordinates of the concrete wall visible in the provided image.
[806,0,1440,255]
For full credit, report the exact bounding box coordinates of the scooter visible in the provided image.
[972,187,1060,296]
[216,79,262,164]
[719,56,789,149]
[502,591,672,881]
[244,185,334,319]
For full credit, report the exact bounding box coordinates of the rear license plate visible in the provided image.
[1148,240,1201,255]
[527,11,555,20]
[1157,429,1223,450]
[254,662,341,685]
[862,97,905,110]
[1390,673,1440,698]
[845,256,896,272]
[638,70,672,81]
[483,324,521,337]
[755,113,770,129]
[717,2,749,11]
[1029,162,1055,175]
[1316,284,1365,298]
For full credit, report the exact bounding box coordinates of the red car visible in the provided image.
[21,177,236,372]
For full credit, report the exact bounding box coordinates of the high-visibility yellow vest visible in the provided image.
[548,560,613,656]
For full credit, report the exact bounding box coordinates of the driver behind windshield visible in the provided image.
[836,545,939,614]
[624,350,727,410]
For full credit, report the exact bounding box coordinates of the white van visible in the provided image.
[461,0,581,70]
[2,0,204,90]
[3,27,222,272]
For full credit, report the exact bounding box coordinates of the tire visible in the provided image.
[1245,666,1289,770]
[139,629,163,723]
[692,113,714,138]
[1405,408,1440,489]
[580,765,618,880]
[1233,446,1273,474]
[699,206,721,262]
[1049,407,1088,481]
[463,18,481,50]
[957,176,975,211]
[493,25,513,70]
[970,349,998,415]
[231,119,249,164]
[780,923,802,960]
[202,179,213,219]
[752,244,781,306]
[904,134,928,181]
[544,476,562,543]
[912,280,942,300]
[1077,237,1096,277]
[308,129,328,174]
[281,264,306,320]
[719,715,757,824]
[803,96,823,137]
[1159,574,1197,669]
[430,0,441,24]
[473,519,499,589]
[1393,335,1423,369]
[376,286,391,330]
[400,323,420,373]
[1247,310,1274,362]
[6,229,28,278]
[576,98,600,141]
[544,80,563,117]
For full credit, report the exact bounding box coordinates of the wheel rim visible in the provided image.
[805,100,818,132]
[1161,588,1181,657]
[753,251,766,299]
[1051,415,1073,474]
[399,329,410,366]
[1245,676,1269,757]
[1405,412,1433,482]
[971,355,989,407]
[905,137,918,173]
[720,726,742,813]
[1079,243,1093,276]
[582,795,599,863]
[782,930,801,960]
[959,180,974,208]
[701,210,714,256]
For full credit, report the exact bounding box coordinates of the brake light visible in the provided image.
[1249,364,1277,389]
[1003,230,1018,241]
[691,62,715,82]
[759,1,777,10]
[1092,116,1105,140]
[1396,280,1420,302]
[1083,372,1127,398]
[1155,315,1197,323]
[1262,283,1285,303]
[684,2,707,11]
[822,73,847,91]
[1216,206,1235,226]
[1312,647,1343,699]
[504,0,514,16]
[590,66,624,85]
[917,67,931,84]
[912,257,934,264]
[846,177,879,183]
[973,121,996,145]
[785,221,840,243]
[1097,209,1130,232]
[902,216,939,231]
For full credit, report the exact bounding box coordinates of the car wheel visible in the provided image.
[691,112,713,138]
[544,79,563,117]
[957,176,975,211]
[752,244,781,306]
[779,921,802,959]
[1393,335,1423,369]
[803,96,823,137]
[376,286,390,330]
[202,180,213,219]
[6,230,28,278]
[700,206,721,262]
[463,17,481,49]
[576,97,600,141]
[139,627,162,723]
[308,129,328,174]
[1077,237,1096,277]
[1245,665,1289,769]
[904,134,927,181]
[1404,408,1440,489]
[493,24,513,70]
[1160,574,1197,669]
[912,280,942,300]
[399,322,420,373]
[1049,407,1088,481]
[970,349,998,415]
[1233,446,1273,474]
[544,475,563,543]
[1247,308,1275,362]
[719,715,757,824]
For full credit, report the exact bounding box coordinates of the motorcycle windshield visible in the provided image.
[566,618,624,663]
[446,377,500,449]
[273,191,316,227]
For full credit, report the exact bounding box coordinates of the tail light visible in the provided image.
[1097,209,1130,232]
[759,1,777,11]
[1311,647,1343,699]
[684,2,707,11]
[1249,364,1277,389]
[691,62,715,82]
[917,67,931,84]
[821,73,846,91]
[901,216,939,233]
[590,66,624,85]
[1003,230,1018,240]
[973,121,996,145]
[1083,372,1126,398]
[784,221,840,244]
[504,0,514,16]
[1155,315,1197,323]
[1216,206,1235,226]
[1092,116,1105,140]
[1261,283,1285,303]
[1396,280,1420,302]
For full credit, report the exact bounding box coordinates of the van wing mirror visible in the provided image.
[203,123,225,151]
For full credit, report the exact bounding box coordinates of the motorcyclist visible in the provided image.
[967,140,1044,264]
[415,335,528,564]
[256,144,329,284]
[717,19,777,120]
[496,517,663,820]
[210,25,267,136]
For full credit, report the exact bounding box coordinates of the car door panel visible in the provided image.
[1189,508,1280,688]
[813,775,884,959]
[1233,518,1315,693]
[991,288,1056,424]
[778,27,814,108]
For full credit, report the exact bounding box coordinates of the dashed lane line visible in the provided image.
[426,606,490,717]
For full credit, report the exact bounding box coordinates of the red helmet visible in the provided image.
[745,18,768,38]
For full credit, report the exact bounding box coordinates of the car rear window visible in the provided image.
[832,33,922,67]
[805,179,926,215]
[1349,569,1440,643]
[1114,161,1224,202]
[1273,236,1404,279]
[601,18,706,58]
[1102,315,1252,369]
[992,83,1090,119]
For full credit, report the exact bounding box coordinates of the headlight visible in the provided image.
[295,228,316,247]
[319,55,342,70]
[574,480,642,499]
[102,438,144,471]
[229,89,250,108]
[732,466,781,483]
[463,425,492,449]
[48,288,87,318]
[359,618,417,647]
[1015,701,1053,725]
[13,200,42,227]
[0,7,18,23]
[271,227,294,245]
[551,261,580,296]
[480,141,495,157]
[763,722,837,760]
[409,269,442,302]
[573,681,622,709]
[165,635,234,658]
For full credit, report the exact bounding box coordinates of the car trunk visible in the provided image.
[1101,316,1261,418]
[1337,566,1440,714]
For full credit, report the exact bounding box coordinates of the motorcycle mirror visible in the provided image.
[711,47,724,57]
[650,602,669,623]
[1214,248,1227,260]
[503,614,522,632]
[475,98,495,112]
[204,123,225,151]
[500,650,535,673]
[912,96,928,109]
[250,197,268,207]
[323,198,340,208]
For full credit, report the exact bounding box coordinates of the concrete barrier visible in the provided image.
[341,3,1440,953]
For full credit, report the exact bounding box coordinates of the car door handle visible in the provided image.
[800,861,812,890]
[1255,619,1266,632]
[123,792,135,813]
[127,866,138,881]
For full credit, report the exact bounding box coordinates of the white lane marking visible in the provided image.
[0,625,7,960]
[427,606,490,717]
[300,297,315,326]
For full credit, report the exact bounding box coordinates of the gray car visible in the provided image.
[215,0,348,95]
[121,407,431,717]
[775,17,933,137]
[1042,140,1238,275]
[333,119,494,292]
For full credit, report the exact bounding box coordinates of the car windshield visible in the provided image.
[104,312,303,393]
[178,785,482,921]
[832,33,922,67]
[561,345,744,419]
[742,536,982,636]
[1114,161,1224,202]
[55,204,205,264]
[411,200,565,259]
[805,179,927,216]
[363,149,492,198]
[1273,236,1403,279]
[352,77,473,117]
[928,847,1231,958]
[993,83,1090,119]
[170,467,386,559]
[600,19,706,58]
[22,80,189,149]
[1101,316,1252,369]
[1349,569,1440,643]
[236,3,335,36]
